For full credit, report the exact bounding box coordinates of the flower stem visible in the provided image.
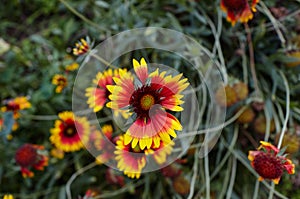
[244,23,261,99]
[59,0,106,31]
[65,162,98,199]
[277,70,290,149]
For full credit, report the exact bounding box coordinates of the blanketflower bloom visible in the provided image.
[50,111,90,152]
[115,135,174,179]
[52,74,68,93]
[94,124,115,164]
[3,194,14,199]
[86,68,129,119]
[220,0,259,26]
[65,62,79,71]
[15,144,48,178]
[107,58,189,150]
[248,141,295,184]
[73,38,90,56]
[115,135,148,179]
[1,96,31,119]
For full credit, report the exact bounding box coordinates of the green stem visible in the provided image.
[59,0,106,31]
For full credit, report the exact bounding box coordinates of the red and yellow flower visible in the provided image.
[52,74,68,93]
[1,96,31,119]
[94,124,115,164]
[50,111,90,152]
[15,144,48,178]
[73,38,90,56]
[114,135,148,179]
[115,135,174,179]
[107,58,189,150]
[221,0,259,26]
[86,69,128,116]
[248,141,295,184]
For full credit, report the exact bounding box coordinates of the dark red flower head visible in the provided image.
[248,141,295,184]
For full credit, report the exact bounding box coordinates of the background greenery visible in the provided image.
[1,0,300,198]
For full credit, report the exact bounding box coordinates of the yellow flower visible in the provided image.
[3,194,14,199]
[52,74,68,93]
[50,148,65,159]
[65,62,79,71]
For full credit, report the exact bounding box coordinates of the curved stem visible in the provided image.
[244,23,261,99]
[59,0,106,31]
[277,70,290,149]
[65,162,98,199]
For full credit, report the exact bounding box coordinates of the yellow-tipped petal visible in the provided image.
[124,134,133,145]
[131,138,139,148]
[273,178,280,184]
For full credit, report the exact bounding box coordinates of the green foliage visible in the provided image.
[1,0,300,198]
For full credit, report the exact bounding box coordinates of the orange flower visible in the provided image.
[221,0,259,26]
[15,144,48,178]
[248,141,295,184]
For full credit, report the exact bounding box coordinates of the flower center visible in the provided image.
[253,153,283,180]
[6,102,20,111]
[140,94,155,110]
[223,0,246,12]
[129,85,160,120]
[63,122,77,137]
[58,77,66,85]
[15,144,38,167]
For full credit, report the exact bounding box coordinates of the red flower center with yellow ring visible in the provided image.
[253,153,283,180]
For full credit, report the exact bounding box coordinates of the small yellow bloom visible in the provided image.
[50,148,65,159]
[52,74,68,93]
[65,62,79,71]
[3,194,14,199]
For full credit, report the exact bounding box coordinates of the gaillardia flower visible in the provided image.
[1,96,31,119]
[52,74,68,93]
[221,0,259,26]
[86,69,128,116]
[94,124,115,164]
[248,141,295,184]
[73,38,90,56]
[50,111,90,152]
[107,58,189,150]
[115,135,148,179]
[15,144,48,178]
